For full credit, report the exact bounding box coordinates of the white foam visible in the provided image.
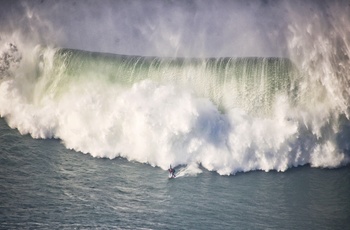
[0,39,349,175]
[1,67,348,176]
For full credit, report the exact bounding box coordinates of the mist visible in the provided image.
[0,0,303,57]
[2,0,349,59]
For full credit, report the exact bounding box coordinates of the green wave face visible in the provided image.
[38,48,299,115]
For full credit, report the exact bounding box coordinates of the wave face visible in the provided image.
[52,48,298,115]
[0,42,349,175]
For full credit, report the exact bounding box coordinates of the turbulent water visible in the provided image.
[0,41,349,175]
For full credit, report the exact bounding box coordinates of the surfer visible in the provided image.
[168,165,176,178]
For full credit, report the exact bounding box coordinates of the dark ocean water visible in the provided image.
[1,117,349,229]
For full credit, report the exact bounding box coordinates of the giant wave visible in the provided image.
[0,42,349,175]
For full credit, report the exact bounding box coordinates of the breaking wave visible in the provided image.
[1,0,350,175]
[0,41,349,175]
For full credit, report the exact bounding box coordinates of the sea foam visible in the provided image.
[0,39,349,175]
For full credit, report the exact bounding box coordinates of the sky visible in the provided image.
[0,0,348,58]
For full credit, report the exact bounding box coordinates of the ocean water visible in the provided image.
[1,118,350,229]
[1,0,350,229]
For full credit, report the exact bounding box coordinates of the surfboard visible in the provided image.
[168,173,176,179]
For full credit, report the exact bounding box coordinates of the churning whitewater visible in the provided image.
[0,39,349,175]
[1,0,350,176]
